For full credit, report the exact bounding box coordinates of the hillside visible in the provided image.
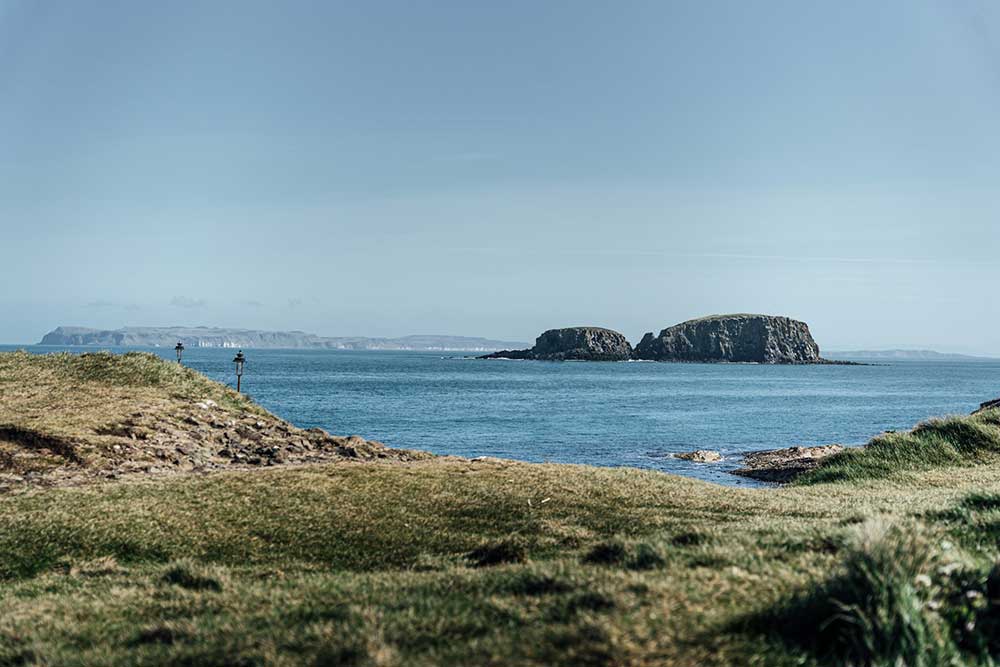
[38,326,527,352]
[0,351,426,491]
[3,351,1000,665]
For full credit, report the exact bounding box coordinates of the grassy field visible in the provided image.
[2,351,1000,666]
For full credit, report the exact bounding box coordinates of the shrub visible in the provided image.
[501,571,573,596]
[670,531,706,547]
[160,560,224,592]
[466,537,527,567]
[581,541,627,566]
[581,540,666,571]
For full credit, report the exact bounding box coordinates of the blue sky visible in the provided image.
[1,0,999,352]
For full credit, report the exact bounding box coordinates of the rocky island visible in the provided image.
[479,327,634,361]
[483,314,836,363]
[634,314,824,363]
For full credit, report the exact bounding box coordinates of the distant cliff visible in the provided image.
[480,327,634,361]
[633,315,824,363]
[825,349,997,362]
[38,327,527,352]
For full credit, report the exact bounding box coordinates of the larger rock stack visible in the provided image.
[633,314,822,363]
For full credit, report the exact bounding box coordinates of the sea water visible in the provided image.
[4,345,998,486]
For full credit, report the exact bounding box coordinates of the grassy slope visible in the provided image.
[0,350,264,472]
[799,408,1000,484]
[0,349,262,424]
[2,352,1000,665]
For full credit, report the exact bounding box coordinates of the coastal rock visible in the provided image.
[675,449,723,463]
[470,456,512,464]
[634,314,823,364]
[480,327,633,361]
[975,398,1000,414]
[731,444,844,483]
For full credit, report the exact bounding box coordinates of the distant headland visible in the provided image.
[38,326,528,352]
[824,349,998,362]
[482,314,849,364]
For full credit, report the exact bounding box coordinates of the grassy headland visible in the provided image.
[2,351,1000,666]
[798,409,1000,485]
[0,350,424,489]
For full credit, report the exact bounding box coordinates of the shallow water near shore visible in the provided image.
[4,345,998,486]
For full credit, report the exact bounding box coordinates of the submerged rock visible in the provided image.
[731,444,844,483]
[634,314,823,364]
[480,327,633,361]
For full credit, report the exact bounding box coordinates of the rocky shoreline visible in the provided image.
[676,398,1000,484]
[730,445,845,483]
[673,445,845,483]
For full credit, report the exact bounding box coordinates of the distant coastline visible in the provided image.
[38,326,528,352]
[825,349,998,362]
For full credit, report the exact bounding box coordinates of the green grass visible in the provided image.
[756,500,1000,666]
[2,459,1000,666]
[799,410,1000,485]
[755,521,957,666]
[5,351,1000,665]
[0,462,806,666]
[0,349,261,412]
[0,350,263,463]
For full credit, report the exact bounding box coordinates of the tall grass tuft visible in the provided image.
[581,540,666,570]
[760,520,956,666]
[466,537,528,567]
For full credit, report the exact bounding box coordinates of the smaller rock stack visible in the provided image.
[480,327,634,361]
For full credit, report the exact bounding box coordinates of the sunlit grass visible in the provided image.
[3,351,1000,664]
[799,410,1000,485]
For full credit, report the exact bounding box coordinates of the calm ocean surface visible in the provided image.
[5,345,999,486]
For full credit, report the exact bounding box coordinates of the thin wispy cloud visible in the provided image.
[691,252,937,266]
[170,296,207,309]
[444,247,988,266]
[85,300,141,311]
[85,299,116,309]
[433,151,500,162]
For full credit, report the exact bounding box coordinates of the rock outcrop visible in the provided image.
[634,314,823,364]
[975,398,1000,414]
[730,445,844,483]
[480,327,633,361]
